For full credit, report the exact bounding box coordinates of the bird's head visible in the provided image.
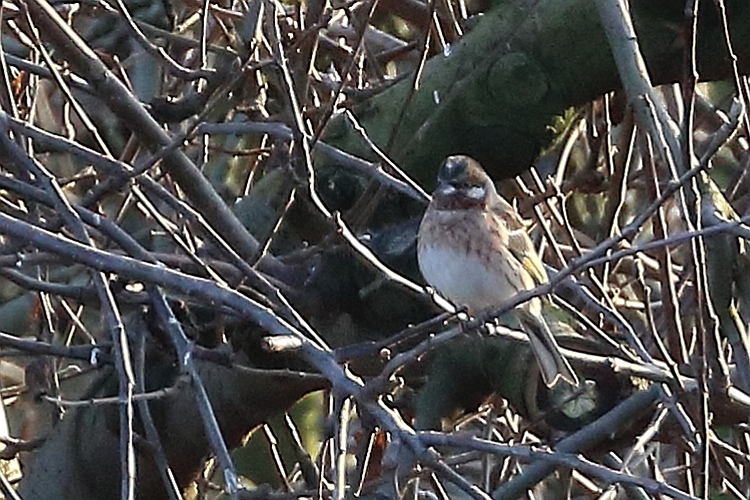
[433,155,495,210]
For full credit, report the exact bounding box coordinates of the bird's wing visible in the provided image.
[490,194,525,228]
[489,193,548,283]
[507,229,548,285]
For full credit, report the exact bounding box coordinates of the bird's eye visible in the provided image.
[465,185,485,200]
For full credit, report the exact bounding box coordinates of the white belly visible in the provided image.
[417,243,519,311]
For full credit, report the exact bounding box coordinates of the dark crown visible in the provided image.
[438,155,487,187]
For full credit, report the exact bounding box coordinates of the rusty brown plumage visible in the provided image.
[417,155,578,387]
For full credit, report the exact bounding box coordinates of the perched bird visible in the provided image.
[417,155,578,387]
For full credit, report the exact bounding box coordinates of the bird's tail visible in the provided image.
[517,308,579,388]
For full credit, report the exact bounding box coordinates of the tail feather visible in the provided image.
[518,309,579,387]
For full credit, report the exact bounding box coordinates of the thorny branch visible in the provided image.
[0,1,749,499]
